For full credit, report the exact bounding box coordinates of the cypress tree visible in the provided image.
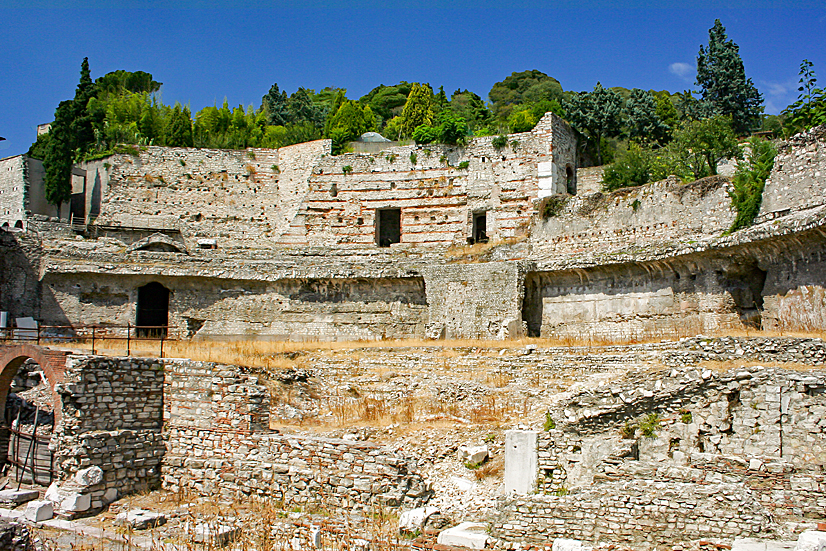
[400,83,434,137]
[43,100,74,217]
[696,20,763,135]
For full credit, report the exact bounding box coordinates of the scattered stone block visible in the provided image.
[60,492,91,513]
[191,523,240,547]
[399,506,440,533]
[74,466,104,487]
[24,500,54,522]
[115,509,167,530]
[553,539,593,551]
[797,531,826,551]
[458,444,488,466]
[437,522,489,550]
[103,488,119,504]
[0,489,40,505]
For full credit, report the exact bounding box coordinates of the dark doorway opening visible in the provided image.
[70,192,85,224]
[522,273,543,337]
[472,212,488,243]
[136,282,170,337]
[376,208,401,247]
[566,165,576,195]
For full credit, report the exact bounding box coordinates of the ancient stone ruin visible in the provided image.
[0,119,825,549]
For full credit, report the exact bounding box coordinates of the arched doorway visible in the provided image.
[136,282,170,337]
[0,345,67,487]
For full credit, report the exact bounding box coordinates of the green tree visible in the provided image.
[489,70,564,125]
[625,89,670,145]
[449,89,492,132]
[164,104,194,147]
[399,83,435,137]
[508,108,538,133]
[728,137,777,232]
[696,19,763,134]
[261,83,290,126]
[69,57,99,159]
[564,82,623,165]
[286,87,325,128]
[653,92,679,133]
[669,115,741,180]
[326,99,376,154]
[781,60,826,136]
[359,82,412,124]
[43,100,75,217]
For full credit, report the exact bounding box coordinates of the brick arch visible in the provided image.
[0,345,69,425]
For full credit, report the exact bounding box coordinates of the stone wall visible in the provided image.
[40,271,428,340]
[0,155,26,227]
[162,359,431,511]
[494,337,826,548]
[423,262,526,339]
[760,125,826,219]
[289,113,576,247]
[575,166,604,195]
[51,356,166,512]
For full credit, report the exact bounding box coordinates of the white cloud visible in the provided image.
[669,62,695,83]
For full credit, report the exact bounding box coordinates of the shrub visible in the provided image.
[620,420,637,439]
[602,145,653,191]
[271,164,280,174]
[539,194,569,218]
[727,137,777,233]
[639,413,661,438]
[386,153,397,163]
[680,409,693,424]
[342,165,353,175]
[492,135,508,149]
[457,160,469,169]
[543,411,556,431]
[409,152,417,165]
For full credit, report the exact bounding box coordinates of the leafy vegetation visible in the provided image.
[727,137,777,233]
[564,83,623,165]
[543,412,556,431]
[639,413,661,438]
[781,60,826,136]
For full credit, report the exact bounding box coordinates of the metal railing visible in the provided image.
[0,324,179,358]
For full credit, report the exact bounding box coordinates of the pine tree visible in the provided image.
[69,57,98,157]
[261,83,290,126]
[165,104,194,147]
[564,82,623,165]
[625,89,670,145]
[696,19,763,135]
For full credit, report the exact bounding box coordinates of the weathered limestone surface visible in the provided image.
[492,337,826,549]
[161,359,432,511]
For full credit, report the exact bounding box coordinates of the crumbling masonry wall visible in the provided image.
[162,359,431,511]
[493,337,826,548]
[52,356,165,510]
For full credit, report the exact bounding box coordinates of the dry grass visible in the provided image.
[473,454,505,481]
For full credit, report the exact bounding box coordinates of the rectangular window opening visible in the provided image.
[376,208,401,247]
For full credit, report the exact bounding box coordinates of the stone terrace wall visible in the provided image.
[162,360,431,511]
[91,140,328,249]
[492,480,771,548]
[286,113,574,247]
[52,356,165,511]
[760,125,826,219]
[423,262,526,339]
[530,175,736,267]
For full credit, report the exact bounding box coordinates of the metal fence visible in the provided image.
[0,324,179,357]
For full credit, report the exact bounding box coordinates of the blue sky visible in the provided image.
[1,0,824,157]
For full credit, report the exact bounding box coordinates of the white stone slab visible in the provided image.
[438,522,489,550]
[504,430,538,494]
[399,506,440,533]
[0,489,40,504]
[797,530,826,551]
[25,500,54,522]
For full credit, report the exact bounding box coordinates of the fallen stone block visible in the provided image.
[24,500,54,522]
[115,509,167,530]
[0,489,40,505]
[399,506,440,533]
[103,488,118,505]
[458,445,488,467]
[437,522,489,550]
[553,538,593,551]
[60,492,91,513]
[74,466,104,487]
[797,530,826,551]
[191,523,241,547]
